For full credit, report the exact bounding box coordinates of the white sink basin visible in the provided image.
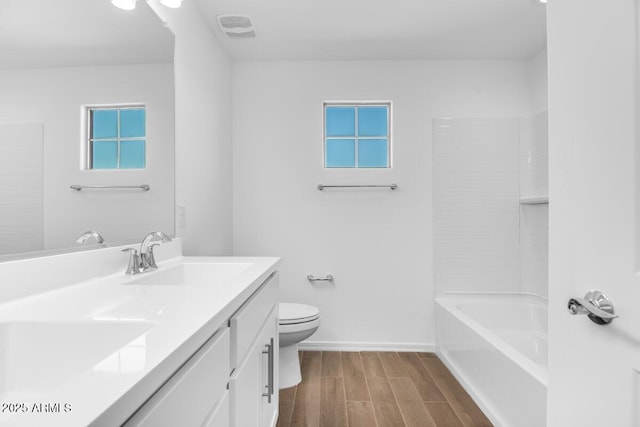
[0,320,152,399]
[127,262,253,286]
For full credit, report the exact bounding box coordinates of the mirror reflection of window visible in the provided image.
[0,0,175,258]
[88,106,146,170]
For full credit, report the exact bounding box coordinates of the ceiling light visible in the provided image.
[111,0,137,10]
[160,0,183,8]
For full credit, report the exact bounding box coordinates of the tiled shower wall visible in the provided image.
[520,111,549,298]
[520,111,549,199]
[0,124,43,255]
[433,118,521,294]
[434,115,549,297]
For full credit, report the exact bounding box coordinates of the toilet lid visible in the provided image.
[279,303,320,325]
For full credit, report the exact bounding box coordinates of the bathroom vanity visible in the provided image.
[0,240,280,427]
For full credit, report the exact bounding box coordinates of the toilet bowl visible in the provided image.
[279,302,320,389]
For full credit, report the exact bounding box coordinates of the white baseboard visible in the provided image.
[297,341,435,353]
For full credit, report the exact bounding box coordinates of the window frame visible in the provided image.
[84,104,147,170]
[323,101,392,169]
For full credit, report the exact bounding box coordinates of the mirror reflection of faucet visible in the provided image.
[75,230,105,245]
[122,231,172,275]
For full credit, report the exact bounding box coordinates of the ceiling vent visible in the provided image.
[217,15,256,39]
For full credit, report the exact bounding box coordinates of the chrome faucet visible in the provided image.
[139,231,172,272]
[122,231,172,275]
[121,248,141,275]
[76,230,105,245]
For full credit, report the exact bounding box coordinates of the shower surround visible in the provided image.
[433,114,549,426]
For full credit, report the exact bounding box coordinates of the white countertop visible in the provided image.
[0,253,280,426]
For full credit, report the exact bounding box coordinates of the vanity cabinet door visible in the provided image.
[229,305,278,427]
[230,272,278,370]
[229,332,261,427]
[259,309,279,427]
[229,272,279,427]
[230,307,279,427]
[203,392,229,427]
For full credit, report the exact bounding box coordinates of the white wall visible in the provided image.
[0,64,174,250]
[527,48,549,115]
[232,60,531,349]
[150,1,233,256]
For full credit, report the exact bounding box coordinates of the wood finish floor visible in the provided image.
[277,351,493,427]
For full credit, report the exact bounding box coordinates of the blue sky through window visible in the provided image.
[358,138,388,168]
[324,103,390,168]
[89,106,146,169]
[326,139,356,167]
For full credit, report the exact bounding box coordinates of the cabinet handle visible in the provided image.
[262,338,275,403]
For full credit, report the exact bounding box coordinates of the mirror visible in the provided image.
[0,0,175,258]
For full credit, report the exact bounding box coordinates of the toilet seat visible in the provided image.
[279,303,320,325]
[279,317,321,334]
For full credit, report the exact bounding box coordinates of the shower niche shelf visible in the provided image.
[519,196,549,205]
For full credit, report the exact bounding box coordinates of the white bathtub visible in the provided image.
[435,293,547,427]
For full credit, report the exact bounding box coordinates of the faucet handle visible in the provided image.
[121,248,141,275]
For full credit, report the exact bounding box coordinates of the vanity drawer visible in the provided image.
[230,272,278,369]
[203,391,229,427]
[125,327,230,427]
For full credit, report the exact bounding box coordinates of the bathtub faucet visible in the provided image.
[568,290,618,325]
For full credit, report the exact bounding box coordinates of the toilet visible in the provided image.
[278,302,321,389]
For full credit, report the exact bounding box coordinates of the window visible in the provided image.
[324,102,390,168]
[86,105,146,169]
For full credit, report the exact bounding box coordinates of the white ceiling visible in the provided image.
[0,0,174,69]
[196,0,547,61]
[0,0,546,69]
